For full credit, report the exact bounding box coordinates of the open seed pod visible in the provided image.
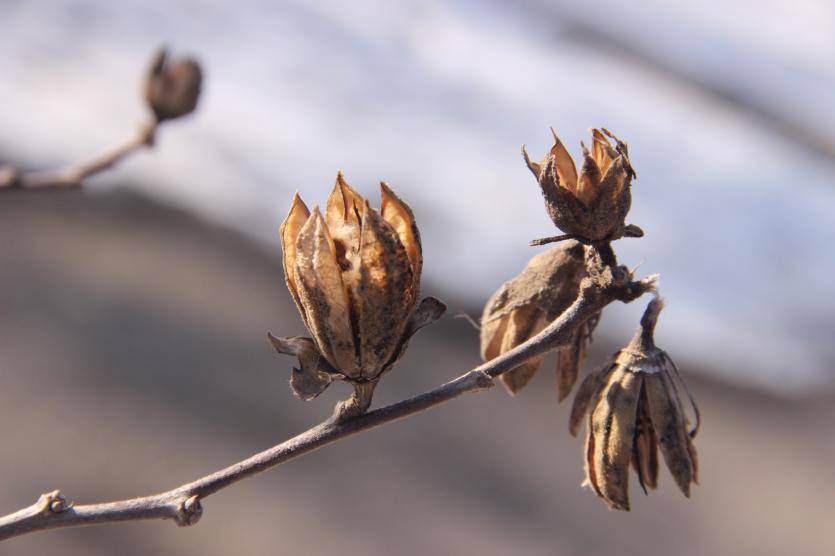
[523,128,638,243]
[570,297,700,511]
[145,48,202,123]
[480,241,599,398]
[271,172,445,419]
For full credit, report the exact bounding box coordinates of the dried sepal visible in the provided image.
[267,334,339,400]
[574,297,700,510]
[386,296,447,368]
[480,241,592,396]
[144,47,202,123]
[523,128,637,242]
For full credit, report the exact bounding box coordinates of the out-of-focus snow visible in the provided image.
[1,0,833,395]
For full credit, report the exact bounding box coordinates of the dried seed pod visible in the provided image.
[271,172,445,414]
[572,297,699,511]
[145,48,202,123]
[480,241,598,396]
[523,128,637,242]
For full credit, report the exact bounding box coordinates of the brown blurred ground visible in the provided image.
[0,190,833,556]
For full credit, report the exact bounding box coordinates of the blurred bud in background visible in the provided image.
[144,47,202,123]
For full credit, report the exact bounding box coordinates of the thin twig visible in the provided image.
[0,269,656,542]
[2,122,157,191]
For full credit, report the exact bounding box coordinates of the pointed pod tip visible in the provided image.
[281,192,311,237]
[610,500,631,512]
[379,179,394,199]
[335,170,351,191]
[289,191,308,211]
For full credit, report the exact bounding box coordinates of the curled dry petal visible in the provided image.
[267,334,337,401]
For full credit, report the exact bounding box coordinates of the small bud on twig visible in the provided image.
[145,48,202,124]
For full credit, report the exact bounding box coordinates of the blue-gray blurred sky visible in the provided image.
[1,0,833,394]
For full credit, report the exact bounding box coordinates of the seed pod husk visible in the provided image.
[523,128,636,243]
[480,241,598,397]
[272,173,444,414]
[572,297,699,510]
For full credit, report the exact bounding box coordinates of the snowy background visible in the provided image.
[2,0,834,395]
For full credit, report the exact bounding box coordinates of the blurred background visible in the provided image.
[1,1,833,555]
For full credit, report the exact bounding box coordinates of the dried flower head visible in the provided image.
[270,172,445,415]
[145,48,202,123]
[480,241,598,399]
[523,128,638,243]
[570,297,699,511]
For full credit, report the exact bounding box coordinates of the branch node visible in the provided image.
[470,370,495,391]
[177,495,203,527]
[37,490,71,516]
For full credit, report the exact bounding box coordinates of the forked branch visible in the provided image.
[0,264,656,542]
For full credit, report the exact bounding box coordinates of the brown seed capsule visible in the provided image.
[272,172,445,405]
[480,241,598,397]
[145,48,202,123]
[522,128,636,242]
[572,297,699,511]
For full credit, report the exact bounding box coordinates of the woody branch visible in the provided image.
[0,47,200,192]
[0,257,656,542]
[1,122,158,190]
